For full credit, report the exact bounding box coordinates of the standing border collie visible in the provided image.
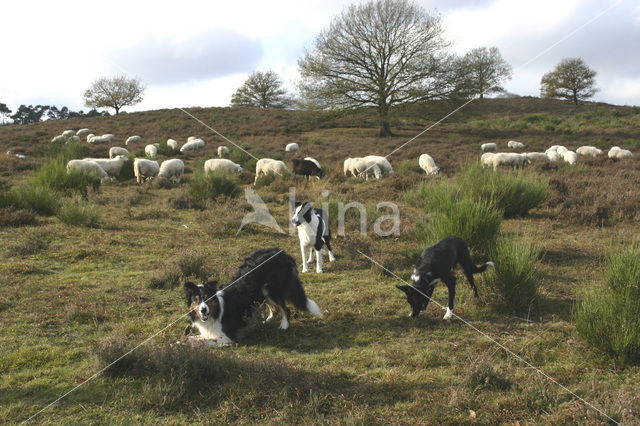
[291,202,335,273]
[397,236,494,319]
[184,248,322,345]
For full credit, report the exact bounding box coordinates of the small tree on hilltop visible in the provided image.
[83,75,145,115]
[456,47,512,99]
[0,103,11,124]
[540,58,597,105]
[231,71,292,108]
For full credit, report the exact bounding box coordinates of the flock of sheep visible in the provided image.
[47,126,634,189]
[479,140,633,171]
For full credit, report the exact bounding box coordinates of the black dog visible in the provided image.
[397,236,494,319]
[184,248,322,345]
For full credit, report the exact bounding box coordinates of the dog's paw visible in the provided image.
[443,307,453,320]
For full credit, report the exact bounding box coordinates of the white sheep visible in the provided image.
[82,155,129,177]
[576,146,603,157]
[145,144,158,158]
[482,152,527,171]
[546,150,562,162]
[217,146,230,158]
[363,155,393,176]
[62,130,75,138]
[481,143,497,152]
[180,138,205,153]
[88,134,115,144]
[525,152,550,163]
[418,154,440,175]
[51,135,67,143]
[608,146,633,159]
[285,143,299,153]
[563,150,578,165]
[109,147,129,159]
[507,140,525,150]
[254,158,289,184]
[133,159,159,184]
[166,139,179,151]
[158,159,185,184]
[204,158,243,176]
[86,133,95,143]
[76,128,90,136]
[66,160,111,183]
[68,135,81,143]
[349,157,382,180]
[344,158,354,177]
[125,135,141,146]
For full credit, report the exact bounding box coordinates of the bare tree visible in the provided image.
[456,47,512,99]
[298,0,453,136]
[540,58,597,105]
[83,75,145,115]
[231,71,292,108]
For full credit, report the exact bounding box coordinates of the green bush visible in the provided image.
[116,154,136,181]
[34,140,90,161]
[397,159,423,175]
[57,197,102,227]
[0,185,58,215]
[417,197,502,253]
[404,179,461,212]
[574,241,640,365]
[482,237,541,314]
[186,171,241,207]
[229,148,265,172]
[30,159,101,196]
[457,163,548,218]
[156,140,178,156]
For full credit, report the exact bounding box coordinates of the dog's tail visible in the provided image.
[472,261,495,274]
[287,267,323,317]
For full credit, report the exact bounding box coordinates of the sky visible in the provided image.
[1,0,638,115]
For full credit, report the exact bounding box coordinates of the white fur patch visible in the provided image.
[443,307,453,320]
[411,270,420,282]
[306,298,323,317]
[486,261,495,267]
[193,293,231,344]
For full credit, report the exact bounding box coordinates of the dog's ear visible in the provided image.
[184,282,199,304]
[203,280,218,292]
[396,285,411,294]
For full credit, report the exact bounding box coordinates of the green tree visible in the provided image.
[83,75,145,115]
[298,0,454,136]
[231,70,292,108]
[456,47,512,99]
[10,104,48,124]
[0,103,11,124]
[540,58,597,105]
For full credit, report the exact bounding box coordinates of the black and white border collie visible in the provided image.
[291,202,335,273]
[397,236,494,320]
[184,248,322,345]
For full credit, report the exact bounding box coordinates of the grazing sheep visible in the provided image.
[158,159,185,184]
[576,146,603,157]
[86,133,95,143]
[204,158,243,176]
[68,135,81,143]
[180,138,205,153]
[109,147,129,158]
[525,152,549,163]
[349,157,382,180]
[481,143,497,152]
[125,135,142,146]
[363,155,393,176]
[418,154,440,175]
[145,144,158,158]
[608,146,633,159]
[166,139,179,151]
[76,128,90,136]
[66,160,111,183]
[507,140,525,150]
[6,151,26,159]
[482,152,527,171]
[563,150,578,165]
[88,134,115,144]
[51,135,67,143]
[546,150,562,162]
[254,158,289,184]
[61,130,75,138]
[217,146,230,158]
[82,155,129,177]
[343,158,354,177]
[133,159,160,183]
[285,143,299,153]
[292,159,323,180]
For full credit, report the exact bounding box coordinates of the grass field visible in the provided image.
[1,98,640,424]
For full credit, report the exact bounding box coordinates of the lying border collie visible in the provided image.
[184,248,322,345]
[397,236,494,320]
[291,202,335,273]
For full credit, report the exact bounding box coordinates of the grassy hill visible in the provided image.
[1,98,640,424]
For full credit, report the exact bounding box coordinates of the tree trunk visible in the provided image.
[378,104,393,137]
